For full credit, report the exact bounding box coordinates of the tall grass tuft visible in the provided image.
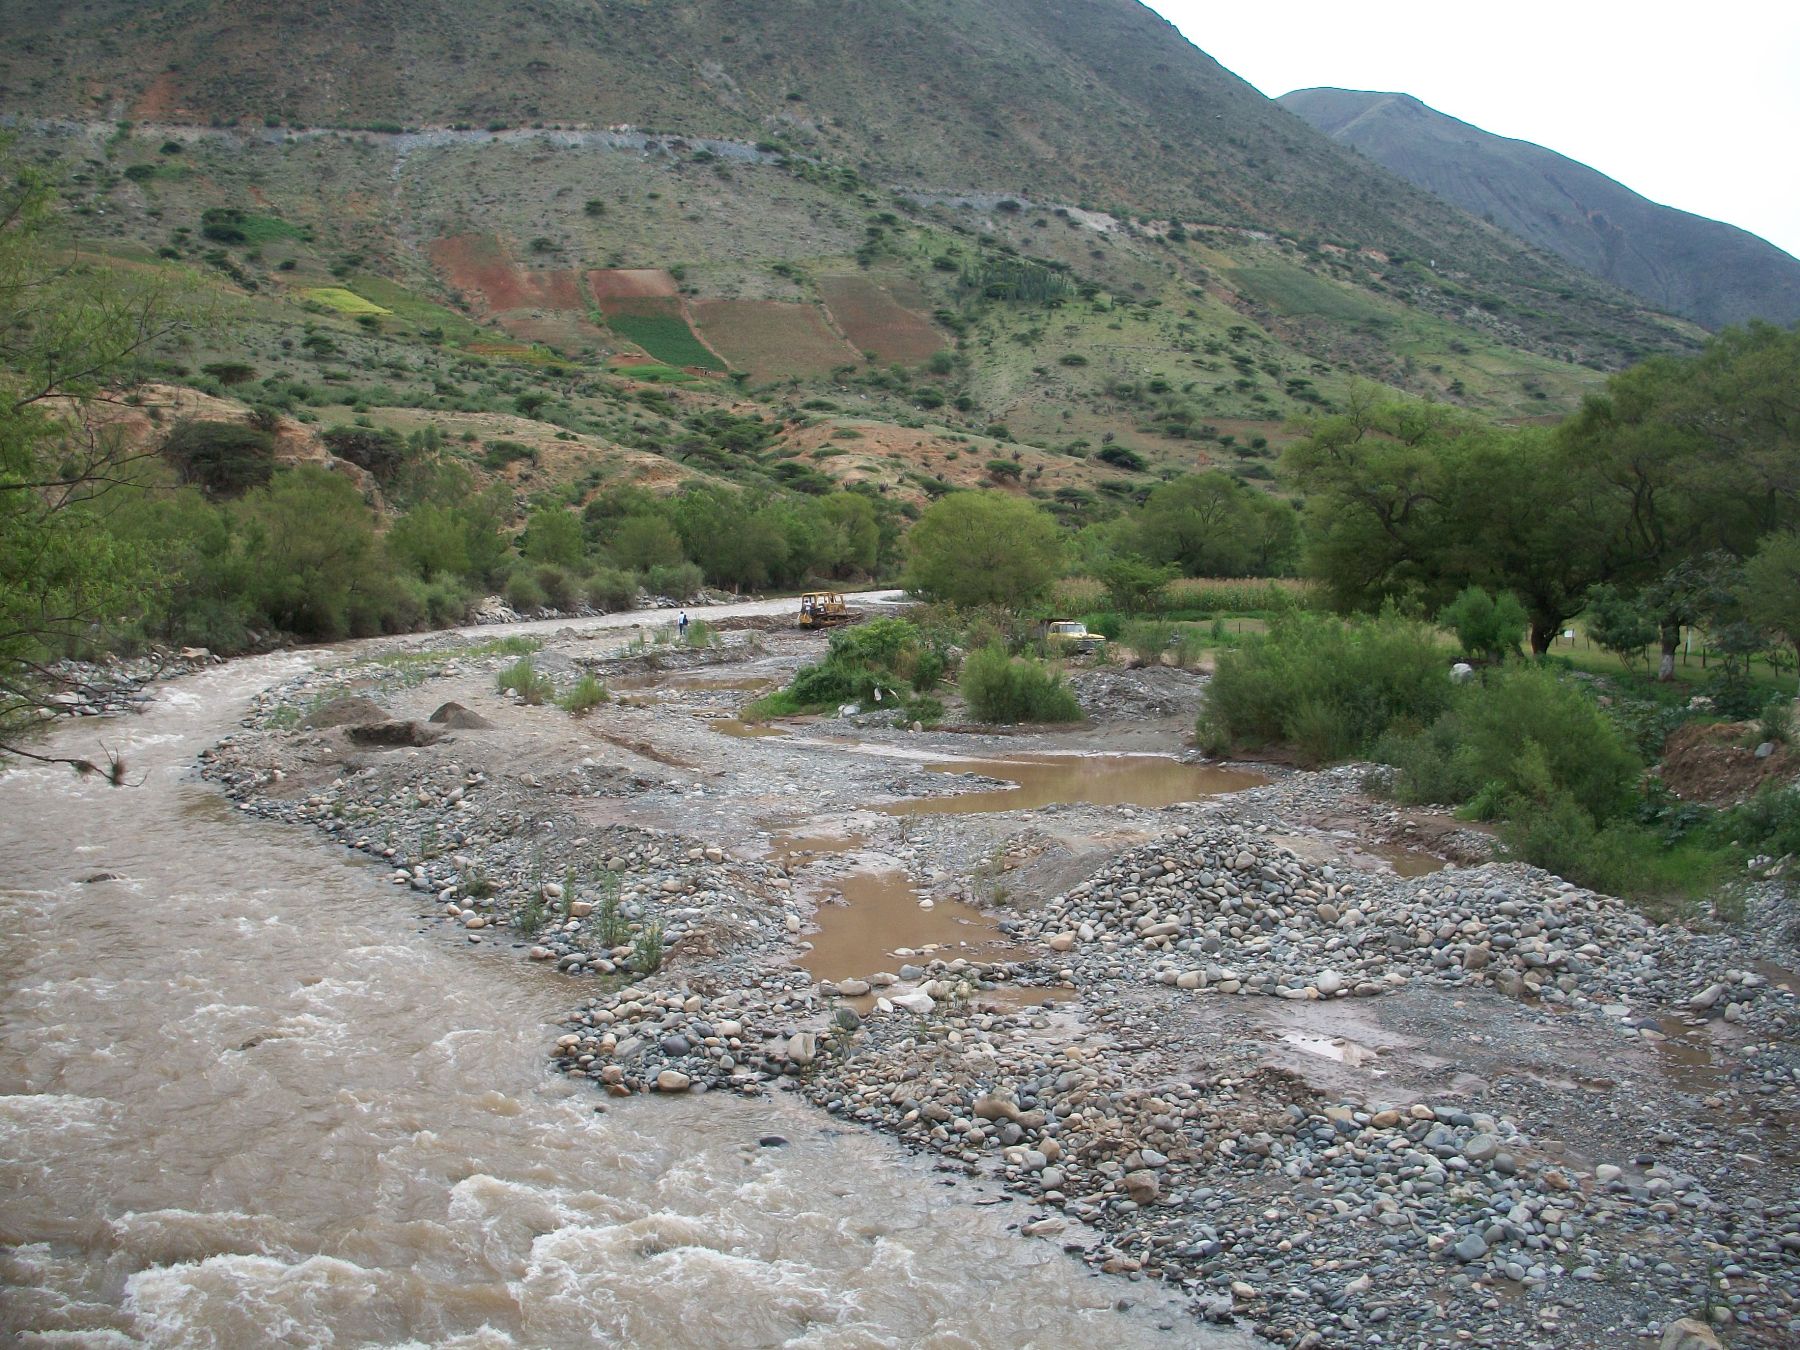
[558,674,610,714]
[496,656,555,705]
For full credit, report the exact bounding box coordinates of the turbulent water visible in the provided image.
[0,649,1252,1347]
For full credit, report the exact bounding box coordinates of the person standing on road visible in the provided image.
[678,609,689,642]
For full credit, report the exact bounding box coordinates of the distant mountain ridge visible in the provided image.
[1279,87,1800,330]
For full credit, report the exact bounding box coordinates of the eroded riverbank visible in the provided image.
[19,599,1798,1347]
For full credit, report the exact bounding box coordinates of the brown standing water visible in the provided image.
[800,871,1016,985]
[0,653,1257,1347]
[884,754,1266,818]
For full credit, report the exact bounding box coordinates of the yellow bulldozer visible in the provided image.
[797,592,855,629]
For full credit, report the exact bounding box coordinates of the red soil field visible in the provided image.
[587,268,680,307]
[817,276,944,365]
[429,234,587,313]
[691,300,858,381]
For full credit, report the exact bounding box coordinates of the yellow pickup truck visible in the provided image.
[1043,619,1107,655]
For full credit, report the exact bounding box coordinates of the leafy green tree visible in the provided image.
[1281,391,1470,612]
[1097,556,1176,613]
[1134,471,1297,577]
[1,141,185,773]
[607,513,685,571]
[161,419,275,496]
[904,491,1062,609]
[809,492,881,578]
[235,467,388,640]
[1582,583,1659,672]
[1438,586,1527,663]
[671,487,790,591]
[386,504,473,580]
[522,505,585,567]
[1743,531,1800,694]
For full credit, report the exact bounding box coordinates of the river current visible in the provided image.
[0,636,1253,1347]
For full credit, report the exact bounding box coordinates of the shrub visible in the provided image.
[1382,664,1641,823]
[322,425,407,485]
[645,561,703,600]
[585,567,639,612]
[496,657,554,704]
[1500,788,1728,915]
[504,570,546,613]
[534,564,579,612]
[401,572,475,628]
[631,920,665,974]
[558,674,610,714]
[683,619,717,647]
[1199,610,1449,764]
[1438,586,1527,663]
[960,642,1082,723]
[1711,785,1800,860]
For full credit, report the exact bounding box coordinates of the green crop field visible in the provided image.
[606,311,725,371]
[302,287,392,315]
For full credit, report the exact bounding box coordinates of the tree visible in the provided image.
[1743,531,1800,695]
[607,513,685,571]
[234,466,387,640]
[903,491,1062,609]
[1582,584,1659,673]
[1438,586,1527,663]
[1097,556,1176,613]
[1281,390,1470,612]
[1,141,185,775]
[521,505,584,568]
[322,425,407,487]
[161,419,275,496]
[1134,471,1297,577]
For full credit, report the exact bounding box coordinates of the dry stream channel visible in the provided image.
[5,595,1797,1348]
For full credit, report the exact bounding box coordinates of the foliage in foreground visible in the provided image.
[959,643,1081,724]
[748,617,945,720]
[1198,609,1450,765]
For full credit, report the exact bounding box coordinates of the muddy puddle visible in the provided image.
[1371,843,1447,878]
[801,869,1020,986]
[712,718,787,739]
[1279,1030,1385,1069]
[885,754,1266,817]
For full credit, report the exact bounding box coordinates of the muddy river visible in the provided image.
[0,632,1256,1346]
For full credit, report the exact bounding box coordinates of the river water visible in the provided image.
[0,641,1255,1347]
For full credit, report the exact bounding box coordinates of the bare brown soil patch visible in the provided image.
[587,268,679,305]
[691,300,857,381]
[428,235,605,346]
[817,275,944,365]
[1658,720,1797,805]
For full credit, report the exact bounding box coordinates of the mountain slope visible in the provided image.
[1279,87,1800,330]
[1,0,1697,360]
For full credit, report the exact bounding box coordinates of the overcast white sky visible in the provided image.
[1147,2,1800,261]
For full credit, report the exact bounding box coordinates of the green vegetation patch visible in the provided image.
[303,287,393,315]
[1230,263,1392,325]
[605,305,724,371]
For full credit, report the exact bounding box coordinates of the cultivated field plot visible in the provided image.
[427,234,608,349]
[691,300,858,381]
[601,297,726,372]
[817,275,945,365]
[586,268,680,304]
